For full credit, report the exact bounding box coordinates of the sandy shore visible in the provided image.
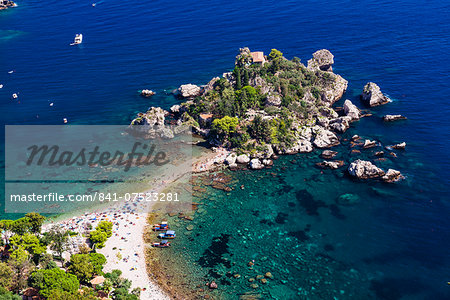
[42,146,228,299]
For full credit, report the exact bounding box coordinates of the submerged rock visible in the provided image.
[348,159,385,179]
[336,193,361,206]
[360,82,391,107]
[383,114,407,122]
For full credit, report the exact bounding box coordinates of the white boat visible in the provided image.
[70,34,83,46]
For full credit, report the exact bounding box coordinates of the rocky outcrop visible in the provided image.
[321,74,348,105]
[382,169,404,183]
[130,107,173,138]
[178,84,201,98]
[389,142,406,150]
[316,160,344,169]
[249,158,264,170]
[313,129,340,148]
[236,154,250,164]
[329,116,352,133]
[363,139,377,149]
[225,153,237,165]
[140,89,155,97]
[265,93,282,106]
[348,159,385,179]
[361,82,391,107]
[320,150,337,159]
[275,139,313,154]
[250,76,274,95]
[307,49,334,72]
[383,114,407,122]
[203,77,220,94]
[343,100,361,120]
[170,104,181,114]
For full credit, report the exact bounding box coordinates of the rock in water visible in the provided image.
[316,160,344,169]
[363,139,377,149]
[343,99,361,120]
[140,89,155,97]
[383,114,407,122]
[307,49,334,72]
[313,129,340,148]
[225,153,237,165]
[390,142,406,150]
[382,169,405,183]
[236,154,250,164]
[360,82,391,107]
[178,84,201,98]
[320,150,338,159]
[249,158,264,170]
[348,159,385,179]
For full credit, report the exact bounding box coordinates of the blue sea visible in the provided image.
[1,0,450,299]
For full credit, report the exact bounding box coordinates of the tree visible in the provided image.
[25,213,45,235]
[30,268,79,298]
[47,288,97,300]
[10,217,30,235]
[269,49,283,61]
[212,116,239,137]
[249,115,271,142]
[8,247,33,293]
[105,269,123,287]
[233,67,242,90]
[0,262,13,289]
[243,69,249,87]
[0,220,14,244]
[89,230,107,249]
[96,221,113,238]
[47,227,70,264]
[88,253,106,275]
[68,254,94,284]
[0,287,21,300]
[10,233,45,257]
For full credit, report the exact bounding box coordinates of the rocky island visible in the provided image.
[0,0,16,10]
[131,47,403,181]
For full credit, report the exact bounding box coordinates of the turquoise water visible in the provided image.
[1,0,450,299]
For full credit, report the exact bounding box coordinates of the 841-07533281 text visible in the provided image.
[9,192,179,202]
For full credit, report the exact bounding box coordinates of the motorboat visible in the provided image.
[70,34,83,46]
[158,230,176,239]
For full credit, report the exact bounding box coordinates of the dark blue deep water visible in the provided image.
[1,0,449,299]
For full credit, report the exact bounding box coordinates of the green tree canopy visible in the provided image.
[89,229,107,249]
[46,227,70,264]
[269,49,283,61]
[96,221,113,238]
[30,268,79,298]
[10,233,46,257]
[68,254,94,284]
[25,213,46,235]
[0,263,13,289]
[212,116,239,137]
[0,287,21,300]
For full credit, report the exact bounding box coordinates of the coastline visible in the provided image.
[41,144,227,299]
